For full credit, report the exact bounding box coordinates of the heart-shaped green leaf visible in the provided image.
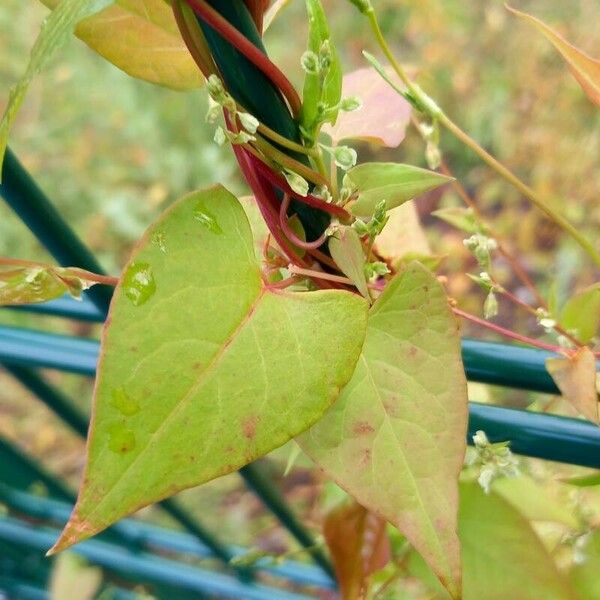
[50,185,367,553]
[346,163,453,217]
[300,263,468,598]
[39,0,203,90]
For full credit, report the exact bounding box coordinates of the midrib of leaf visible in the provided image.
[79,287,268,523]
[361,348,455,583]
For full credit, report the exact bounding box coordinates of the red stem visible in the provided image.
[279,194,329,250]
[185,0,302,116]
[453,307,565,354]
[250,156,349,219]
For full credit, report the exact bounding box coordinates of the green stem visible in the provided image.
[256,122,319,159]
[439,114,600,267]
[252,135,329,187]
[365,7,600,268]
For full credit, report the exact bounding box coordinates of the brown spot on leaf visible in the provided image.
[361,448,372,466]
[353,421,375,435]
[243,416,259,439]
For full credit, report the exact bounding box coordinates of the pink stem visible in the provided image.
[250,157,349,219]
[279,194,329,250]
[453,307,566,354]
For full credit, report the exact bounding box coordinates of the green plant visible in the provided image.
[1,1,599,598]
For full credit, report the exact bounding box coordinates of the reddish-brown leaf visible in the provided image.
[324,501,391,600]
[508,6,600,107]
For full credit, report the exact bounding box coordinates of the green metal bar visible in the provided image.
[0,438,73,501]
[7,324,599,396]
[0,148,112,314]
[461,339,561,394]
[468,402,600,468]
[9,294,105,322]
[3,364,90,436]
[0,487,334,590]
[0,518,315,600]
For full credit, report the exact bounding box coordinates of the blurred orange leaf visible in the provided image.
[323,501,391,600]
[546,348,599,424]
[323,67,412,147]
[39,0,203,90]
[507,6,600,106]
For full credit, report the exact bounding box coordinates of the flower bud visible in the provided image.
[238,112,259,134]
[340,96,362,112]
[283,170,309,197]
[332,146,357,170]
[301,51,319,74]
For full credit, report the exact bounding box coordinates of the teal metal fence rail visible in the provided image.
[1,148,600,598]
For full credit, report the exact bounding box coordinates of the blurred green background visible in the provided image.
[0,0,599,597]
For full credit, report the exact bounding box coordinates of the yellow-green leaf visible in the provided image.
[50,185,368,553]
[571,531,600,599]
[374,201,431,262]
[39,0,203,90]
[329,226,369,299]
[0,266,96,305]
[409,483,576,600]
[0,0,112,169]
[493,475,579,529]
[546,348,599,424]
[300,263,468,598]
[508,6,600,107]
[346,163,453,217]
[560,283,600,344]
[458,483,575,600]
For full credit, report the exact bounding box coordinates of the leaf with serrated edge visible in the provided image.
[546,348,599,424]
[347,163,453,217]
[300,262,468,598]
[323,66,412,147]
[39,0,203,90]
[49,185,367,553]
[508,6,600,107]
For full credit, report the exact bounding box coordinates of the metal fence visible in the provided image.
[1,147,599,599]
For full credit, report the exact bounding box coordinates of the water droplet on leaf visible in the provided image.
[108,424,136,454]
[193,201,223,234]
[110,387,140,416]
[123,262,156,306]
